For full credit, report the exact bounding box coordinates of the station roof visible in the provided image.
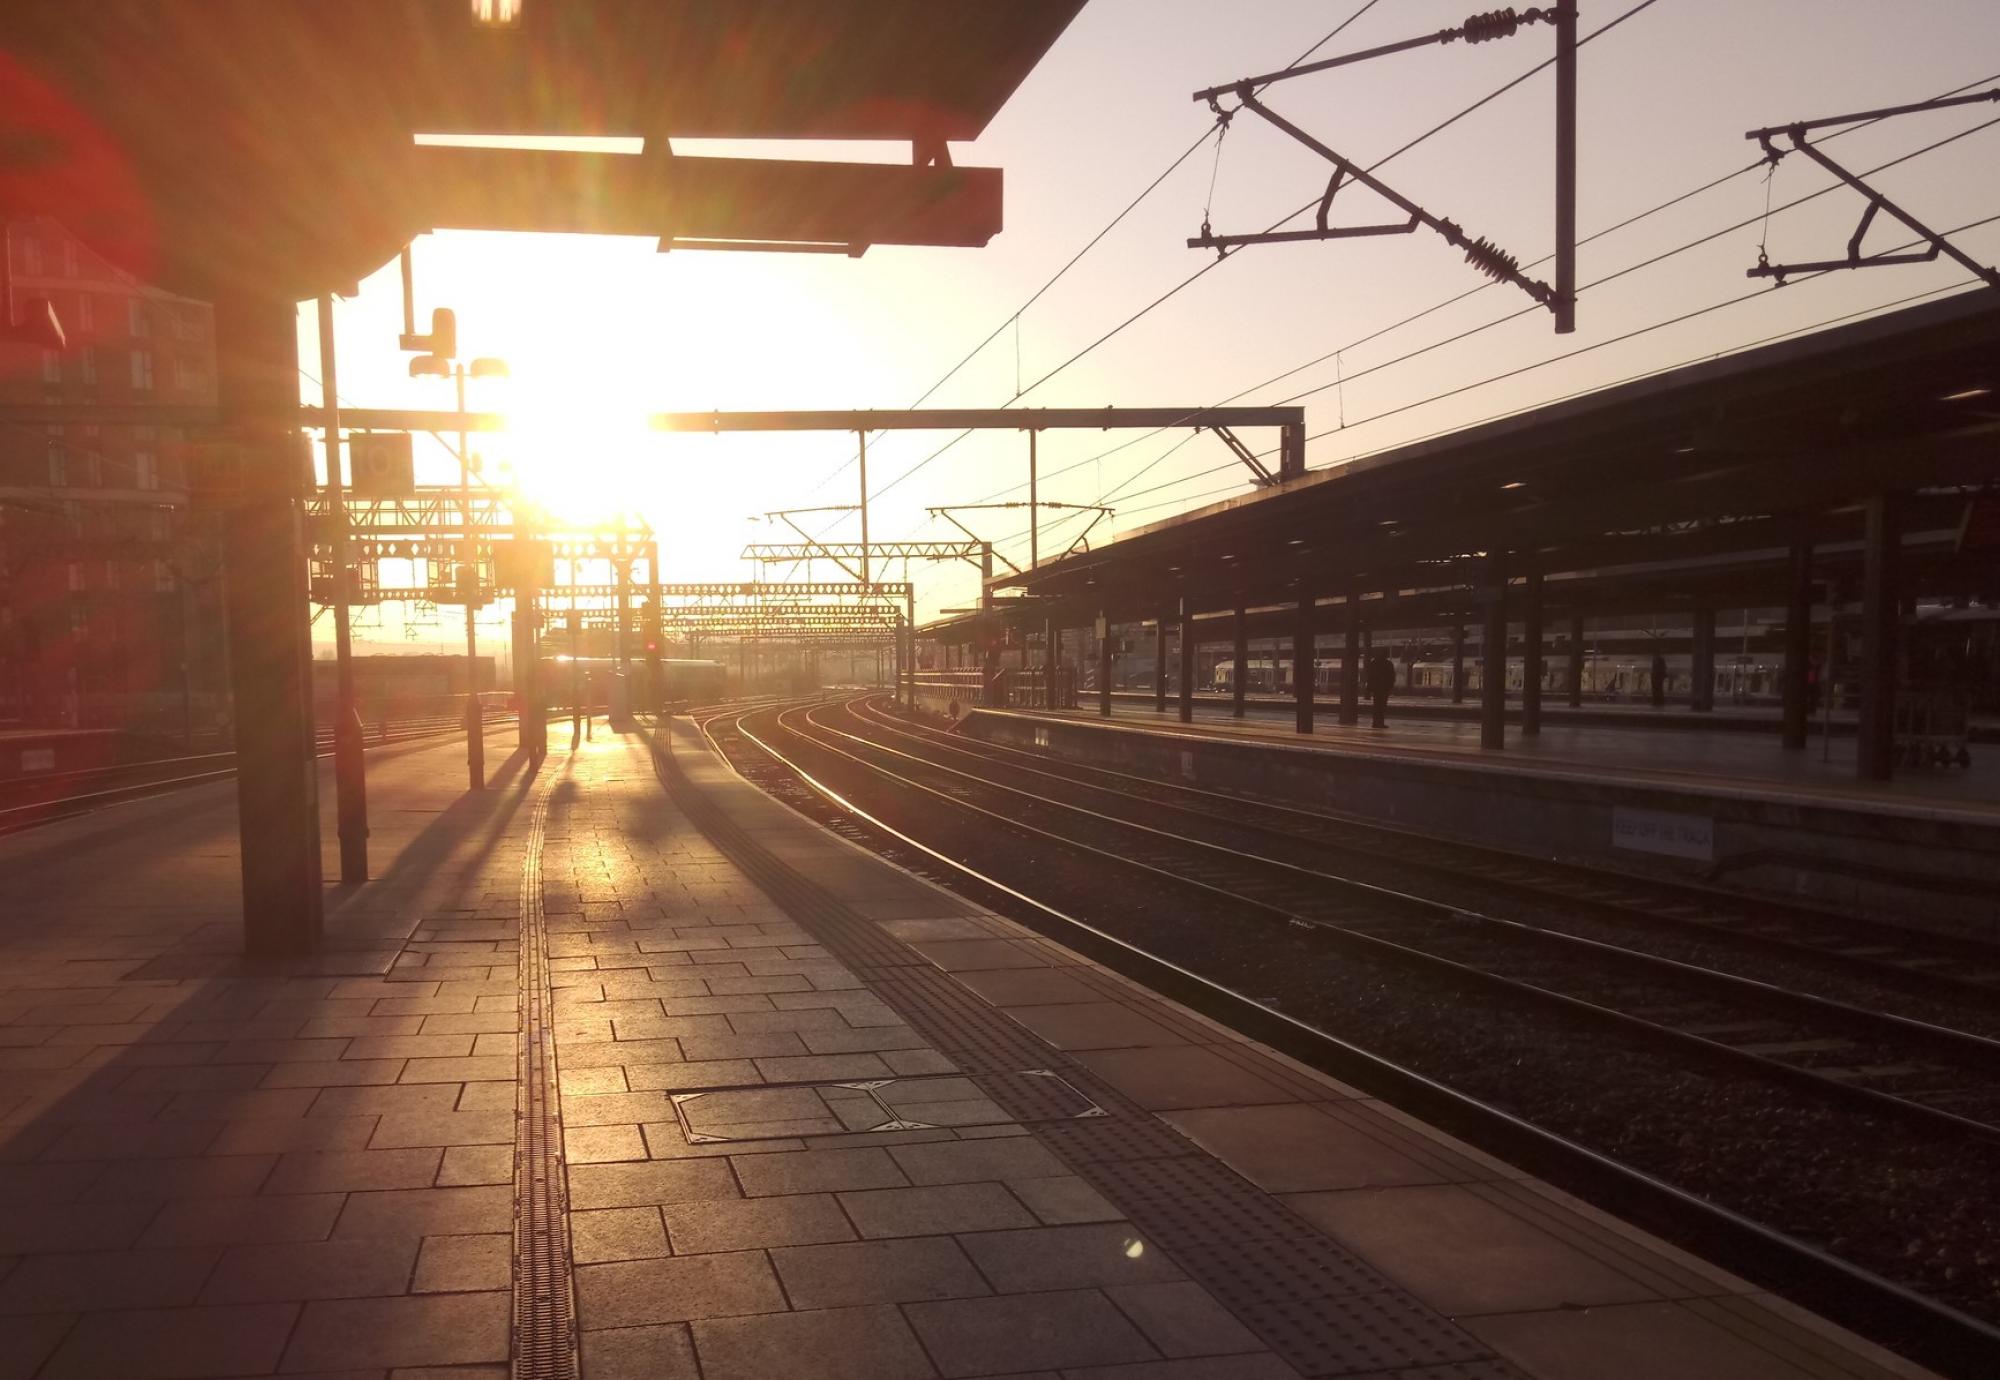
[0,1,1084,296]
[988,290,2000,627]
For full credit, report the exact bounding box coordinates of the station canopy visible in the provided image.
[988,291,2000,632]
[0,0,1085,298]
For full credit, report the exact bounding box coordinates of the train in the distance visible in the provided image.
[538,656,729,707]
[1211,655,1781,705]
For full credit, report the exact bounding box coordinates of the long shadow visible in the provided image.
[330,745,538,919]
[0,742,566,1376]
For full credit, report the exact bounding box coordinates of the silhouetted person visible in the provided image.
[1367,652,1396,728]
[1650,652,1667,709]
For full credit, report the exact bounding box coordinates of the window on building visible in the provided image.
[154,559,175,592]
[128,296,150,338]
[67,562,84,592]
[22,235,41,276]
[77,292,93,331]
[40,350,59,384]
[134,451,157,490]
[104,560,119,591]
[79,345,96,385]
[174,357,206,394]
[129,349,153,391]
[150,510,174,541]
[61,238,76,277]
[45,428,65,486]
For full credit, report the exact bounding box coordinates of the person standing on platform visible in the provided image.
[1367,652,1396,729]
[1650,651,1668,710]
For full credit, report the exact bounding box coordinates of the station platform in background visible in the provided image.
[0,719,1943,1379]
[1026,696,2000,818]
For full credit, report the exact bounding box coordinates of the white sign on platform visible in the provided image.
[1611,805,1714,862]
[19,748,55,773]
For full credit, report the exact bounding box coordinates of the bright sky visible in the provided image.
[303,0,2000,654]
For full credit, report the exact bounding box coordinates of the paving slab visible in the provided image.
[0,722,1952,1380]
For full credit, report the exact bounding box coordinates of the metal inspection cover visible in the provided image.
[669,1070,1104,1143]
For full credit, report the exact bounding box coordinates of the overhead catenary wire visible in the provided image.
[1014,102,2000,527]
[972,65,2000,508]
[966,211,2000,566]
[875,0,1674,520]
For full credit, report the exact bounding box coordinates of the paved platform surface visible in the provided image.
[1019,699,2000,819]
[0,721,1944,1378]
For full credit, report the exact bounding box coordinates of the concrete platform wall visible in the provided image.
[962,710,2000,934]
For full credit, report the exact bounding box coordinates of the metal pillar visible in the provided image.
[1451,625,1466,704]
[906,585,917,710]
[1338,596,1360,726]
[1566,613,1585,709]
[512,594,539,754]
[315,296,367,882]
[1782,519,1814,751]
[1520,567,1544,738]
[1178,600,1195,725]
[1553,0,1577,335]
[1293,590,1315,734]
[1858,493,1899,781]
[1480,556,1507,751]
[645,547,663,713]
[456,366,483,789]
[1028,430,1039,571]
[1231,604,1248,718]
[1154,617,1168,713]
[1098,614,1112,718]
[217,289,323,955]
[614,558,631,678]
[858,431,870,585]
[1045,618,1058,709]
[1691,607,1716,713]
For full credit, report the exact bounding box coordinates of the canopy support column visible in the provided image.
[1782,519,1815,750]
[1858,493,1900,781]
[1480,556,1508,751]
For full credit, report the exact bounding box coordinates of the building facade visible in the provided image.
[0,216,226,736]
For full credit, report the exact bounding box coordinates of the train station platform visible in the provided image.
[955,700,2000,926]
[0,723,1944,1379]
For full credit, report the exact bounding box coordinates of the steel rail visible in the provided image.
[706,696,2000,1380]
[996,697,2000,971]
[790,697,2000,1142]
[851,697,2000,1068]
[867,700,2000,998]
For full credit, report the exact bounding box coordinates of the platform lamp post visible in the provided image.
[410,349,509,790]
[317,295,368,882]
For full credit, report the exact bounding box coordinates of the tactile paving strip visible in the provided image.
[512,773,579,1380]
[661,729,1517,1378]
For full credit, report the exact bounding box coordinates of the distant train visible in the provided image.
[1211,655,1781,705]
[540,656,729,707]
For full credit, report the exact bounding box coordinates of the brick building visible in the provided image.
[0,216,226,735]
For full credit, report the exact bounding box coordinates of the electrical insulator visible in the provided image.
[1462,236,1523,284]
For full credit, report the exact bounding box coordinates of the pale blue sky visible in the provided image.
[308,0,2000,651]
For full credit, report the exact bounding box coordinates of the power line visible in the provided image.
[809,1,1399,526]
[975,212,2000,558]
[1050,105,2000,518]
[975,65,2000,507]
[873,0,1674,514]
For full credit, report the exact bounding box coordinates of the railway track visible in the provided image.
[797,696,2000,1138]
[685,694,2000,1373]
[0,711,511,834]
[851,701,2000,1016]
